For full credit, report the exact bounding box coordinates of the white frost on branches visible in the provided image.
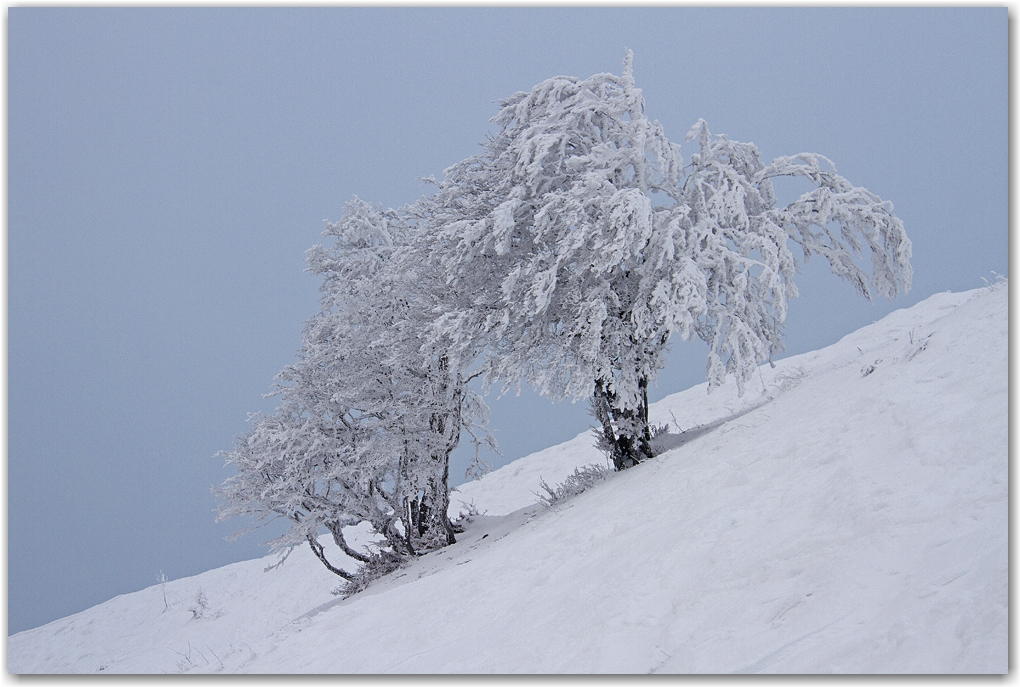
[420,51,911,468]
[217,50,912,579]
[217,198,495,579]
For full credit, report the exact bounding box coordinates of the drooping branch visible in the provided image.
[306,535,356,581]
[328,522,372,564]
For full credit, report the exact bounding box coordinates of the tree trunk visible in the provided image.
[404,358,461,553]
[592,376,653,471]
[409,469,456,550]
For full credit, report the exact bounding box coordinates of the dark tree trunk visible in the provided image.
[592,376,653,471]
[406,464,456,552]
[408,469,456,549]
[404,356,460,553]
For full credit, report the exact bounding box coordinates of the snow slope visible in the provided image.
[8,284,1007,673]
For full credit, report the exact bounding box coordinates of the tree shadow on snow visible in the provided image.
[649,397,773,457]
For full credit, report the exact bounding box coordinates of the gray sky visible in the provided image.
[8,7,1006,635]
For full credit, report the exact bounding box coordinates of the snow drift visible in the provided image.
[8,284,1007,673]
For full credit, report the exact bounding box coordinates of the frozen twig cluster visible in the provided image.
[536,464,612,507]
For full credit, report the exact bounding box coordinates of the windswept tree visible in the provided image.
[421,51,687,470]
[214,360,405,581]
[217,198,494,579]
[305,198,483,553]
[422,51,911,470]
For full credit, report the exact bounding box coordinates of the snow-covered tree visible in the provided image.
[419,51,685,470]
[309,199,495,552]
[214,378,399,581]
[680,120,912,392]
[217,198,495,579]
[422,52,911,471]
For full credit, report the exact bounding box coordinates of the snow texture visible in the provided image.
[9,284,1006,674]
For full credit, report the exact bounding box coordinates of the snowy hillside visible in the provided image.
[9,284,1007,674]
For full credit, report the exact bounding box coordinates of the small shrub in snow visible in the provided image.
[649,423,671,440]
[189,588,209,620]
[171,642,211,673]
[771,367,807,394]
[905,330,933,362]
[453,500,487,528]
[536,463,611,507]
[157,570,170,611]
[330,551,403,598]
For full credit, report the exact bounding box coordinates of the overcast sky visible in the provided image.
[8,7,1006,635]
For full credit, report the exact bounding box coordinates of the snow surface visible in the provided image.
[8,284,1007,673]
